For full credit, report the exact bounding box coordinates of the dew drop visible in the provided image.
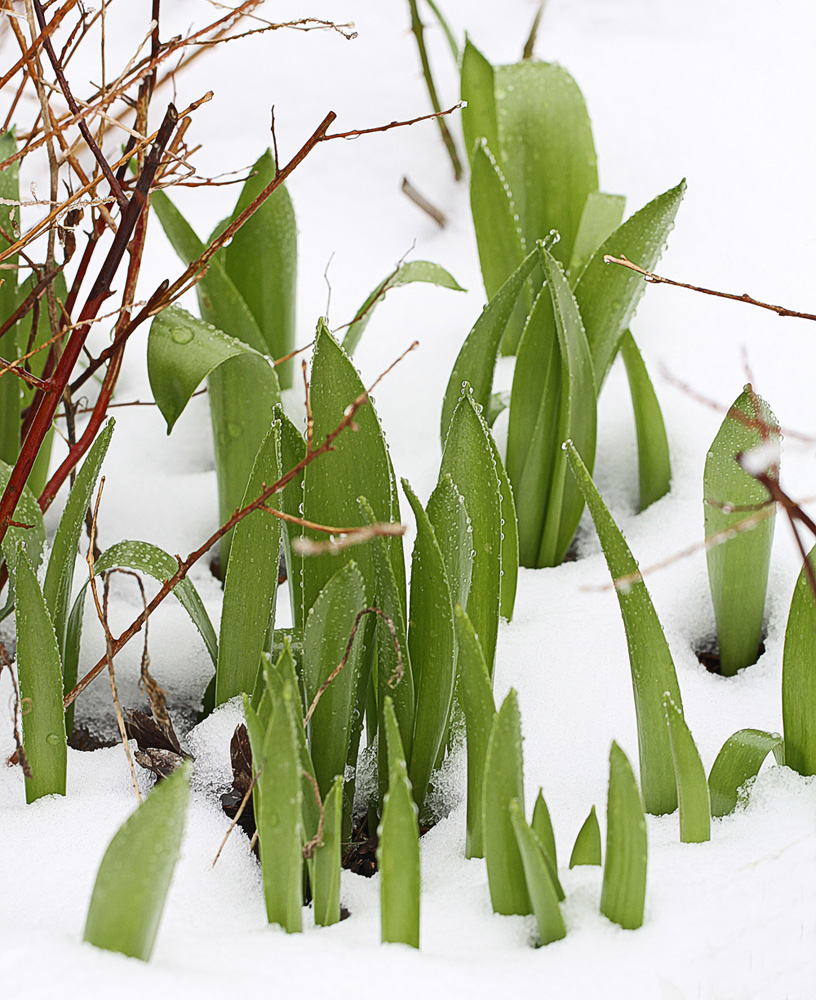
[171,326,193,345]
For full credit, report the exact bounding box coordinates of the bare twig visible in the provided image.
[323,103,462,142]
[604,254,816,323]
[522,2,547,60]
[406,0,462,180]
[304,607,403,726]
[292,521,405,555]
[211,764,262,868]
[402,176,446,227]
[32,0,129,211]
[0,642,32,778]
[86,480,142,803]
[301,770,325,859]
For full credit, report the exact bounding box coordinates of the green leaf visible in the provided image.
[260,643,320,839]
[708,729,784,817]
[302,561,367,796]
[84,761,191,960]
[0,129,20,468]
[441,388,502,676]
[358,496,415,771]
[483,689,531,915]
[490,434,518,620]
[149,188,266,353]
[600,742,647,930]
[531,789,564,900]
[620,330,671,510]
[223,151,297,387]
[64,539,217,731]
[569,805,601,868]
[302,322,395,618]
[506,287,559,564]
[575,181,686,387]
[147,303,277,434]
[454,606,496,859]
[469,141,529,353]
[663,694,710,843]
[209,353,282,572]
[15,546,66,803]
[342,260,464,356]
[310,774,343,927]
[0,457,46,590]
[565,441,681,815]
[704,386,778,676]
[495,61,598,268]
[378,697,420,948]
[43,420,114,657]
[508,245,597,568]
[461,37,499,166]
[403,480,455,814]
[783,546,816,775]
[426,473,472,615]
[216,423,282,705]
[509,799,566,945]
[244,688,304,931]
[441,248,542,443]
[275,405,307,631]
[568,191,626,281]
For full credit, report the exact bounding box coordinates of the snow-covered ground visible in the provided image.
[2,1,815,997]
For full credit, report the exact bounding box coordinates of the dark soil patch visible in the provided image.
[695,638,766,675]
[342,814,378,877]
[68,724,118,752]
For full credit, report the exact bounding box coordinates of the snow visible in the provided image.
[2,1,816,997]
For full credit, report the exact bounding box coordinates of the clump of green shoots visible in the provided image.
[704,385,779,675]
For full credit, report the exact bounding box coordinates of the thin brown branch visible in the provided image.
[604,254,816,323]
[323,102,462,141]
[0,642,31,778]
[0,0,79,92]
[402,176,446,227]
[212,764,262,867]
[304,606,404,727]
[86,479,142,803]
[292,521,405,555]
[31,0,129,211]
[301,770,325,859]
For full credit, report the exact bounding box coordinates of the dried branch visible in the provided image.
[85,479,142,802]
[304,607,403,727]
[406,0,462,180]
[604,254,816,323]
[0,104,178,540]
[292,521,406,555]
[31,0,128,210]
[402,176,446,227]
[0,642,31,778]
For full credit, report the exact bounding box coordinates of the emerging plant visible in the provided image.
[782,547,816,775]
[447,36,683,566]
[600,743,647,931]
[151,175,462,572]
[442,182,683,569]
[703,385,779,674]
[564,440,787,832]
[84,762,191,961]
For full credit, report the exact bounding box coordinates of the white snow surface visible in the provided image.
[2,1,816,997]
